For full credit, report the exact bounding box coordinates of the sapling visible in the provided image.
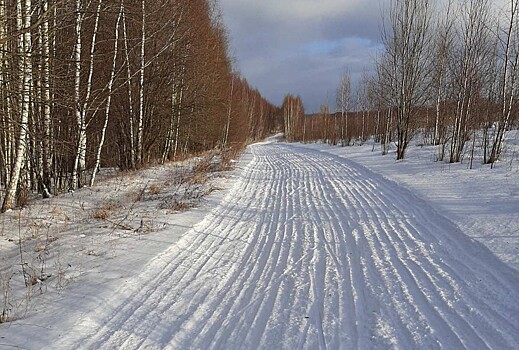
[18,210,27,287]
[0,273,13,323]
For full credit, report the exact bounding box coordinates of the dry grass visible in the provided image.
[154,146,242,211]
[1,273,12,324]
[90,202,120,220]
[158,198,194,212]
[193,152,217,174]
[16,186,31,209]
[27,273,39,286]
[126,187,146,202]
[220,145,243,170]
[34,242,47,253]
[49,206,70,222]
[148,184,162,195]
[188,172,209,185]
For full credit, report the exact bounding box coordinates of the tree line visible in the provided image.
[0,0,278,211]
[284,0,519,167]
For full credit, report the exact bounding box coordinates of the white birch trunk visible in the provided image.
[173,69,184,159]
[137,0,146,165]
[2,0,32,211]
[41,0,51,196]
[71,0,83,189]
[73,0,102,188]
[489,0,518,164]
[90,2,122,186]
[224,76,234,146]
[121,0,135,168]
[162,86,175,163]
[0,0,10,185]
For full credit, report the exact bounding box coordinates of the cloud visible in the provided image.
[222,0,383,23]
[243,37,381,110]
[220,0,388,112]
[221,0,514,112]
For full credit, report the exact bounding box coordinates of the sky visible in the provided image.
[219,0,387,113]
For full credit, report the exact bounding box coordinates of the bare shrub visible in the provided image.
[1,273,13,323]
[159,198,194,212]
[126,190,142,202]
[126,185,147,202]
[34,242,47,253]
[193,152,217,174]
[91,202,119,220]
[188,172,209,185]
[220,145,243,170]
[54,252,70,292]
[16,185,31,208]
[149,184,162,195]
[27,272,39,287]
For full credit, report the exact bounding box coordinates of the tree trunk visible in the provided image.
[90,2,122,186]
[41,0,51,196]
[173,72,184,160]
[121,0,135,169]
[136,0,146,166]
[224,75,234,146]
[2,0,32,211]
[71,0,87,189]
[489,0,518,164]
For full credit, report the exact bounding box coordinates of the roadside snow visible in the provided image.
[0,158,232,340]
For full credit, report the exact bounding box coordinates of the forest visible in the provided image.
[0,0,280,212]
[283,0,519,167]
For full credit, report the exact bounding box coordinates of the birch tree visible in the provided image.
[282,94,304,141]
[449,0,491,163]
[0,0,278,208]
[90,2,123,186]
[374,54,395,156]
[120,0,136,168]
[336,70,351,146]
[488,0,519,164]
[381,0,431,160]
[431,0,454,154]
[2,0,32,211]
[0,0,11,188]
[71,0,88,189]
[136,0,145,166]
[41,0,52,195]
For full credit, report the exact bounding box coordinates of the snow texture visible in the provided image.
[1,137,518,349]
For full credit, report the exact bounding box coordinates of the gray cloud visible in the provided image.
[220,0,514,112]
[220,0,387,112]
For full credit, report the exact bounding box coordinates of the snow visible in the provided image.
[304,134,519,272]
[1,135,518,349]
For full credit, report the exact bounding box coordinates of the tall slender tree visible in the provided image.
[380,0,432,160]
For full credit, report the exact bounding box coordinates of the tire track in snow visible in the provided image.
[67,156,270,349]
[61,142,519,350]
[318,153,508,349]
[302,152,414,349]
[348,180,470,347]
[344,160,518,348]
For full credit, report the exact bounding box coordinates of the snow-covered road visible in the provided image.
[22,142,519,349]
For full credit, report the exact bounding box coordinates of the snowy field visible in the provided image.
[1,135,519,349]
